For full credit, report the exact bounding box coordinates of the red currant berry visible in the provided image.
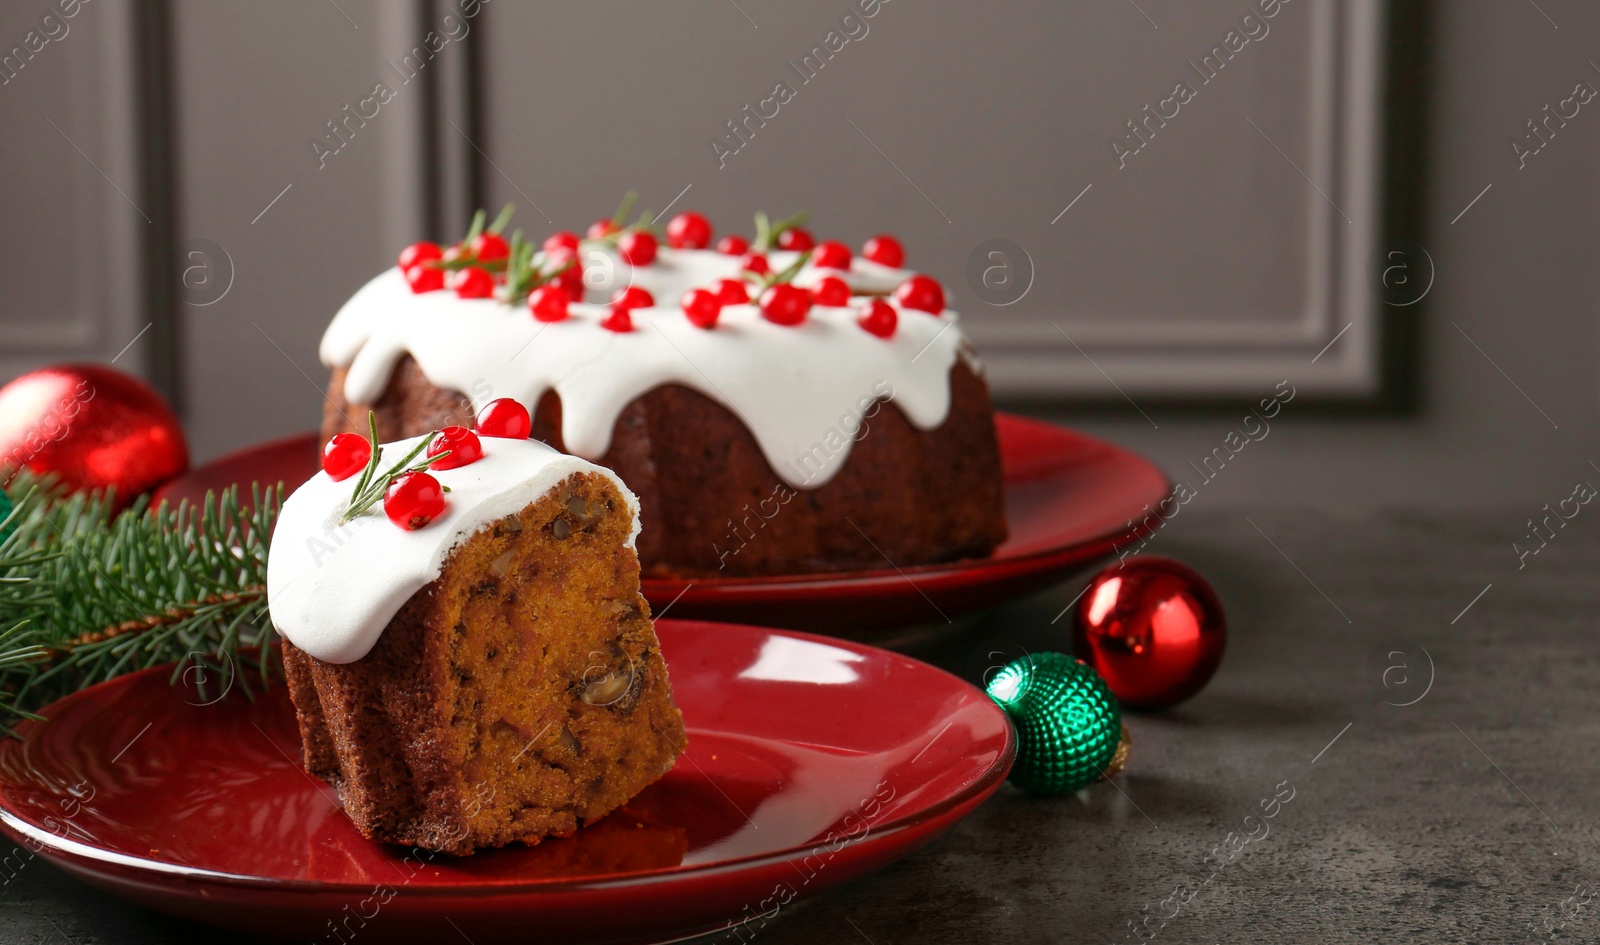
[545,248,583,294]
[404,263,445,294]
[858,298,898,338]
[861,234,905,268]
[777,227,815,251]
[681,288,722,329]
[600,307,634,333]
[716,234,750,255]
[714,278,750,305]
[618,230,658,266]
[741,253,770,276]
[759,283,810,326]
[893,274,945,314]
[587,218,620,239]
[475,399,531,439]
[529,284,572,323]
[543,231,580,254]
[810,276,851,307]
[427,425,483,470]
[610,286,654,311]
[812,240,852,270]
[384,472,446,530]
[449,267,495,299]
[471,232,510,262]
[321,432,371,481]
[666,212,713,250]
[398,241,442,270]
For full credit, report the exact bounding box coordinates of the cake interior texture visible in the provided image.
[320,357,1008,577]
[281,471,685,855]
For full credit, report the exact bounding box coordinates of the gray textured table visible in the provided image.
[2,509,1591,944]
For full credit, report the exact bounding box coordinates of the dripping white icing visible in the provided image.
[267,434,639,664]
[320,248,966,488]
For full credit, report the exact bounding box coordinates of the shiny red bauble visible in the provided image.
[681,288,722,329]
[760,284,810,326]
[894,275,945,314]
[812,240,852,270]
[320,433,371,481]
[528,284,572,323]
[713,278,750,305]
[0,364,189,508]
[862,234,905,268]
[1072,556,1227,710]
[777,227,815,251]
[857,298,898,338]
[403,263,444,294]
[610,286,654,311]
[426,426,483,470]
[397,241,442,270]
[666,212,713,250]
[470,232,510,262]
[449,267,495,299]
[475,399,531,439]
[810,276,851,307]
[716,234,750,255]
[618,230,658,266]
[384,472,445,530]
[543,231,580,254]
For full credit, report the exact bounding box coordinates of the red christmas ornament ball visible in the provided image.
[0,364,189,507]
[1072,556,1226,710]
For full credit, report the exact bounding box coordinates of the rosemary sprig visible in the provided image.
[428,203,518,272]
[581,191,658,249]
[339,414,448,524]
[753,210,811,252]
[751,248,814,291]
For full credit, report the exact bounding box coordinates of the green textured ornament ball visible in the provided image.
[986,651,1123,795]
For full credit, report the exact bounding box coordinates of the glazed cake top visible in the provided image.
[319,242,971,489]
[267,433,639,664]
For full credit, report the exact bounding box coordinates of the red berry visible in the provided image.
[681,288,722,329]
[858,298,898,338]
[861,234,905,268]
[588,218,620,239]
[600,307,634,333]
[427,425,483,470]
[813,240,852,270]
[716,234,750,255]
[449,267,495,299]
[476,399,531,439]
[777,227,815,251]
[321,432,371,481]
[741,253,770,276]
[529,284,572,323]
[545,248,584,295]
[618,230,658,266]
[471,232,510,262]
[809,276,851,307]
[666,212,713,250]
[543,231,580,254]
[759,283,810,326]
[404,263,445,294]
[610,286,654,311]
[384,472,446,530]
[398,241,442,270]
[713,278,750,305]
[893,274,945,314]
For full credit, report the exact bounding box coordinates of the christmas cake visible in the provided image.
[318,203,1007,577]
[267,416,685,855]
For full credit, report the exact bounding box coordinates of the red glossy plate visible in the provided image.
[155,414,1170,633]
[0,620,1013,944]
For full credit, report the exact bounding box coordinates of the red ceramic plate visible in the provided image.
[0,620,1012,944]
[155,414,1170,633]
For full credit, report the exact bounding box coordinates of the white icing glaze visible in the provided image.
[267,434,639,664]
[320,248,966,489]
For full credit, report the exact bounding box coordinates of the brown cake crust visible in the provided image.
[281,472,685,855]
[321,356,1007,577]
